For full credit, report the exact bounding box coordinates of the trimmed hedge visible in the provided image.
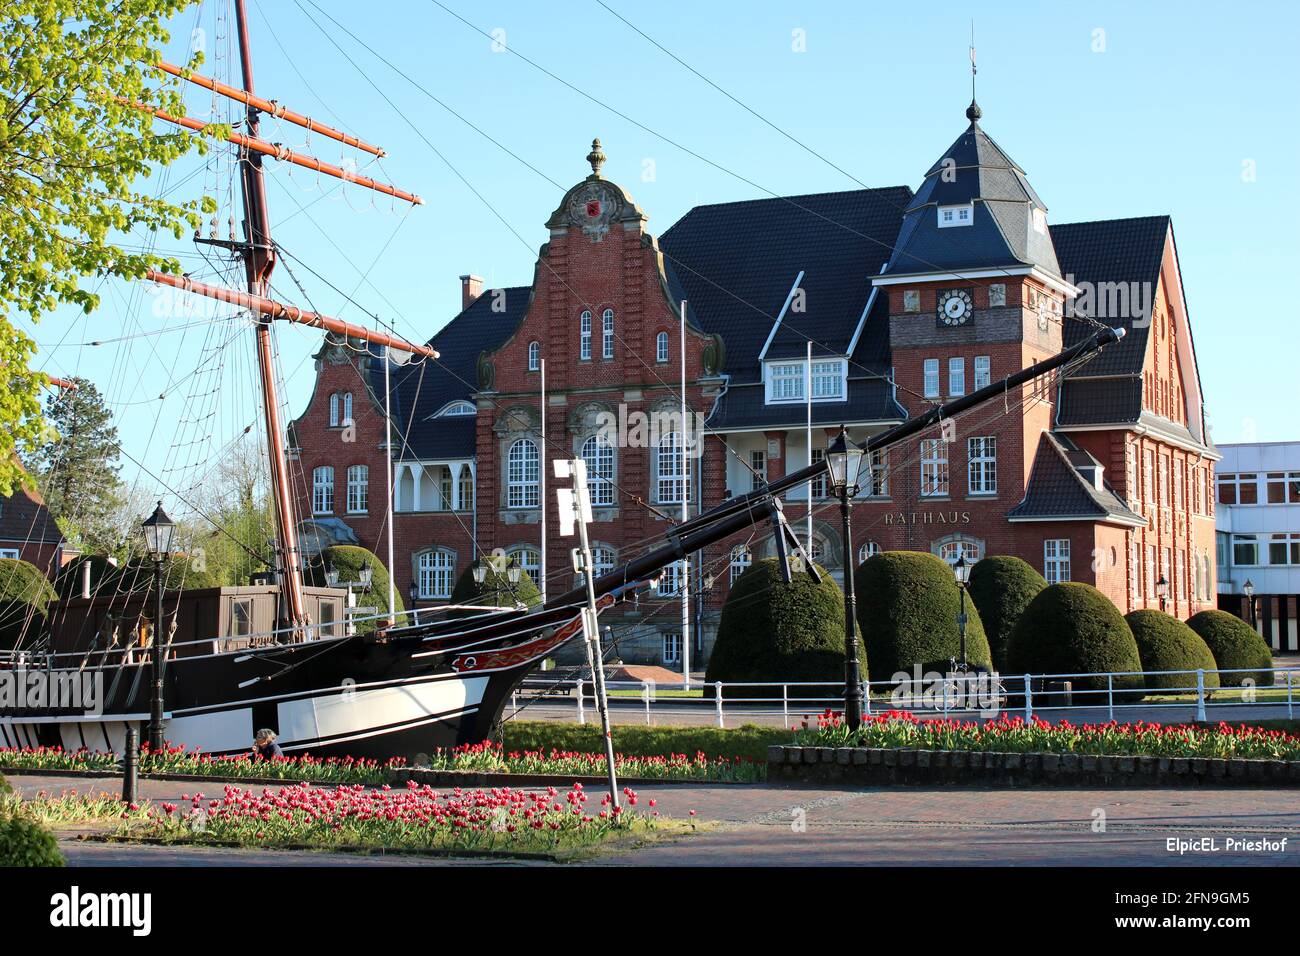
[497,720,795,763]
[0,813,65,867]
[1186,610,1275,688]
[0,558,56,651]
[52,554,119,601]
[304,545,404,634]
[706,557,865,694]
[1006,582,1144,693]
[967,555,1046,671]
[449,559,542,616]
[1125,609,1220,692]
[854,551,991,678]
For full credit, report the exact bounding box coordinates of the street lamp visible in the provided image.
[1243,578,1257,630]
[141,501,175,753]
[826,428,866,730]
[952,554,972,672]
[358,562,374,588]
[472,560,488,585]
[1156,575,1169,612]
[324,563,340,587]
[506,560,522,586]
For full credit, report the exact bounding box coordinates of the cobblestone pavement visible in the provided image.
[11,772,1299,867]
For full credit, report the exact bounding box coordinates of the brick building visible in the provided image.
[290,100,1218,670]
[0,482,72,575]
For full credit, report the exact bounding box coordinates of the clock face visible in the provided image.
[937,289,973,326]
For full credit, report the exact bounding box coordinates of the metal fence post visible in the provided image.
[1195,669,1207,722]
[715,681,724,728]
[643,682,652,726]
[511,689,518,716]
[782,684,788,728]
[122,725,139,807]
[942,675,950,716]
[1023,675,1033,721]
[1289,672,1294,720]
[576,678,586,725]
[1107,673,1114,722]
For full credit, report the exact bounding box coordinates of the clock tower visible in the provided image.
[873,98,1080,552]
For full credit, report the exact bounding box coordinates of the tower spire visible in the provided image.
[966,21,981,125]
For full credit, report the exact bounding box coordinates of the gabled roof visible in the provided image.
[1007,432,1145,525]
[375,285,531,461]
[884,104,1061,279]
[0,482,65,547]
[659,186,913,383]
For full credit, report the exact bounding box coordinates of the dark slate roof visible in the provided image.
[705,376,900,432]
[1007,433,1144,525]
[374,285,531,461]
[659,186,913,384]
[885,109,1061,278]
[0,484,64,546]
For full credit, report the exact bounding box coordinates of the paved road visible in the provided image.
[11,772,1299,867]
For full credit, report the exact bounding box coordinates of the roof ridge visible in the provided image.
[664,184,912,225]
[1051,213,1170,230]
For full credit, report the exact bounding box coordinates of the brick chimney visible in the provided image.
[459,274,485,311]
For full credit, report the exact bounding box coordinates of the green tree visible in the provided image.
[303,545,403,635]
[1186,610,1275,688]
[1124,609,1220,692]
[1,0,213,493]
[706,557,865,696]
[23,376,123,551]
[1006,583,1144,695]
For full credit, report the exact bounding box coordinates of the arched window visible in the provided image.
[581,435,615,506]
[579,310,592,360]
[592,546,616,578]
[858,541,881,565]
[656,432,691,504]
[528,341,540,372]
[656,331,669,364]
[602,308,615,359]
[935,536,982,567]
[435,401,475,417]
[328,392,340,427]
[508,546,541,586]
[729,545,752,584]
[312,466,335,514]
[346,464,368,514]
[342,392,354,426]
[416,549,455,600]
[507,439,540,508]
[458,466,474,512]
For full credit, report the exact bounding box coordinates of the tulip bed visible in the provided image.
[1,788,152,826]
[794,710,1300,761]
[0,745,398,784]
[426,741,763,782]
[118,781,667,855]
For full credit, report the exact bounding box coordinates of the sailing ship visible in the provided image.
[0,1,1124,760]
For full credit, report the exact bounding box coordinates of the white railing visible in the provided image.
[509,666,1300,728]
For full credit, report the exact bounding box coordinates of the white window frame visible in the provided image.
[656,331,669,363]
[528,341,540,372]
[416,549,455,600]
[507,438,540,509]
[1268,533,1300,566]
[765,359,846,404]
[579,310,592,360]
[729,545,752,584]
[342,392,353,426]
[1044,539,1071,584]
[858,541,881,564]
[920,439,948,498]
[581,435,615,507]
[948,357,965,397]
[810,448,827,499]
[923,359,940,398]
[810,359,846,400]
[346,464,369,514]
[602,308,615,359]
[655,560,685,596]
[312,466,334,515]
[328,392,340,427]
[937,202,974,228]
[867,449,888,497]
[508,546,541,585]
[967,436,997,496]
[662,632,682,666]
[974,355,991,390]
[749,449,767,490]
[656,432,691,505]
[435,401,476,418]
[766,362,804,403]
[0,548,20,560]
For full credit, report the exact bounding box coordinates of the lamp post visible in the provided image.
[826,428,866,730]
[141,501,175,753]
[1157,575,1169,612]
[1243,578,1257,630]
[952,554,971,672]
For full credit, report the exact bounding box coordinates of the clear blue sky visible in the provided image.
[29,0,1300,512]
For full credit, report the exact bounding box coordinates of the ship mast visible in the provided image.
[231,0,307,632]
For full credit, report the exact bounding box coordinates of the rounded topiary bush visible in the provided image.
[111,555,224,593]
[304,545,404,634]
[0,813,65,867]
[967,555,1046,672]
[1124,609,1220,692]
[1186,610,1275,688]
[853,551,991,678]
[449,558,542,617]
[706,557,865,697]
[0,558,57,651]
[1005,582,1144,694]
[52,555,121,601]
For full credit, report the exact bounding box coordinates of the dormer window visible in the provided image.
[937,203,973,228]
[435,401,476,418]
[764,358,847,404]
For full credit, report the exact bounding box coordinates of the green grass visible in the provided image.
[498,721,796,763]
[607,689,705,699]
